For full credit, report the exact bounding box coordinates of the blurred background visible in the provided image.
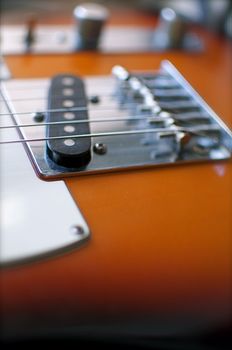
[1,0,232,38]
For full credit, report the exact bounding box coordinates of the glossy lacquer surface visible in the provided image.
[1,14,232,340]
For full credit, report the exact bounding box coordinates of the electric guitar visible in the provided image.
[1,20,232,349]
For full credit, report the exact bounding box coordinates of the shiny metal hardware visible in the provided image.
[1,60,231,180]
[33,111,45,123]
[73,2,109,50]
[152,7,203,51]
[112,65,130,81]
[70,225,86,237]
[155,8,187,49]
[93,143,107,155]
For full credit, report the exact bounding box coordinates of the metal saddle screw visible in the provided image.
[93,143,107,155]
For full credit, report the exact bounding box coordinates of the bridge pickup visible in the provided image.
[46,74,91,168]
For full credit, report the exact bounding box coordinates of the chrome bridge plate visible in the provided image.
[1,61,231,180]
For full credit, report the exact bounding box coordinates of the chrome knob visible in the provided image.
[153,7,187,49]
[73,2,109,50]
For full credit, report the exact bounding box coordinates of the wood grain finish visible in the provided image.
[1,14,232,339]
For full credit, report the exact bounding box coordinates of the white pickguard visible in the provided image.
[0,97,90,266]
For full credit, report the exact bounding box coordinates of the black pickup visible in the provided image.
[46,74,91,168]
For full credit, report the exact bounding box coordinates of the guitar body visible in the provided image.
[1,23,232,346]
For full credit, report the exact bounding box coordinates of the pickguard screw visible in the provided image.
[32,111,45,123]
[89,95,100,104]
[93,143,107,155]
[70,225,85,236]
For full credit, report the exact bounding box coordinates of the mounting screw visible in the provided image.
[32,111,45,123]
[89,95,100,104]
[70,225,85,237]
[93,143,107,155]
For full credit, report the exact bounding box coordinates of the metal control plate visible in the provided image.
[1,25,203,55]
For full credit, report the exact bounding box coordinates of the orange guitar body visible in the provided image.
[1,16,232,346]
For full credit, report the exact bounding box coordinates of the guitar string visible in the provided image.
[0,112,212,130]
[0,82,190,116]
[0,103,154,117]
[0,88,213,142]
[0,115,173,130]
[0,81,209,133]
[0,76,175,93]
[0,101,199,118]
[0,94,210,130]
[0,87,187,103]
[0,93,116,103]
[0,104,182,120]
[0,125,220,145]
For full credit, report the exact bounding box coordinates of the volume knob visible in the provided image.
[73,2,109,50]
[153,7,187,49]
